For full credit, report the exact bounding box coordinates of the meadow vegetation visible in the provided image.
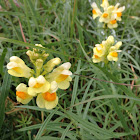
[0,0,140,139]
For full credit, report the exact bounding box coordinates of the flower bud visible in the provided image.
[26,50,33,57]
[107,36,114,45]
[44,57,61,72]
[115,41,122,49]
[43,53,49,59]
[35,59,43,69]
[33,53,39,58]
[35,44,44,48]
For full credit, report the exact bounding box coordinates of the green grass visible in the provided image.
[0,0,140,139]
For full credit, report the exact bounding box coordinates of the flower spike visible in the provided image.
[7,43,72,110]
[91,1,125,29]
[92,36,122,63]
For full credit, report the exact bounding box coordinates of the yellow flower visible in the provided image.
[107,51,118,61]
[109,41,122,52]
[46,62,72,90]
[36,82,58,110]
[99,12,110,23]
[99,6,115,23]
[107,19,118,29]
[28,75,50,96]
[37,92,58,110]
[92,55,103,63]
[101,0,109,10]
[113,3,125,21]
[7,56,31,78]
[91,2,102,19]
[106,36,114,46]
[16,83,33,104]
[93,44,105,57]
[107,41,122,62]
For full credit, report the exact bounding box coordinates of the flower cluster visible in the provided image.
[91,0,125,29]
[92,36,122,63]
[7,44,72,110]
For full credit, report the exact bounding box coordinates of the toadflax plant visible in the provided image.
[7,44,72,110]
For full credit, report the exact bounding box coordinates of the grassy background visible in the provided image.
[0,0,140,139]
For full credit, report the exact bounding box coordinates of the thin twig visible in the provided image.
[130,64,138,89]
[18,19,29,49]
[73,73,140,87]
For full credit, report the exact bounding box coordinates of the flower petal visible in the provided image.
[7,62,18,69]
[60,62,71,70]
[10,56,25,64]
[36,94,45,108]
[16,83,27,92]
[61,70,72,75]
[37,75,46,84]
[58,80,70,89]
[50,81,58,93]
[16,96,32,104]
[28,77,36,87]
[45,96,58,110]
[28,81,50,96]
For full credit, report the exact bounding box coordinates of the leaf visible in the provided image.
[0,48,12,129]
[0,48,7,76]
[35,108,58,140]
[60,122,72,140]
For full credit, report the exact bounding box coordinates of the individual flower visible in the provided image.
[91,2,102,19]
[92,54,103,63]
[28,75,50,96]
[107,41,122,61]
[36,81,58,110]
[99,6,115,23]
[113,3,125,21]
[16,83,33,104]
[107,19,118,29]
[93,44,106,57]
[7,56,32,78]
[92,36,122,63]
[107,51,119,61]
[46,62,72,90]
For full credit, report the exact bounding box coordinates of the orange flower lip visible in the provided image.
[103,13,108,18]
[111,52,118,57]
[92,9,97,14]
[16,91,28,100]
[117,12,122,17]
[110,20,117,24]
[43,92,56,101]
[94,55,99,59]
